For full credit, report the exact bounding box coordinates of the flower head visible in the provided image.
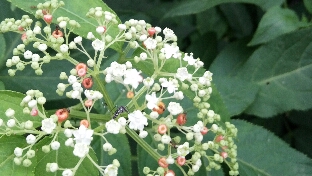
[143,38,157,50]
[106,119,121,134]
[123,69,143,89]
[41,118,56,134]
[73,143,89,158]
[145,92,159,110]
[104,164,118,176]
[72,125,93,145]
[167,102,183,115]
[177,142,190,157]
[92,39,105,51]
[160,44,181,59]
[128,110,148,131]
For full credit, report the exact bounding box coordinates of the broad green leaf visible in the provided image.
[91,134,132,176]
[209,38,259,117]
[233,119,312,175]
[0,81,5,90]
[0,136,36,176]
[219,3,253,37]
[9,0,122,52]
[0,34,6,68]
[304,0,312,14]
[0,90,42,128]
[248,6,309,46]
[35,134,98,176]
[237,28,312,117]
[196,7,228,38]
[164,0,284,18]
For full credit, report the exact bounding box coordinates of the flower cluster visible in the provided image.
[0,0,239,176]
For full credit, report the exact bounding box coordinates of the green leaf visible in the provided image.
[233,119,312,175]
[9,0,122,52]
[237,28,312,117]
[219,3,253,37]
[248,6,309,46]
[164,0,284,18]
[0,136,36,176]
[304,0,312,14]
[35,134,98,176]
[0,34,6,68]
[196,7,228,38]
[209,38,259,117]
[0,90,42,128]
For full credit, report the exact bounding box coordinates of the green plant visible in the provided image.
[1,0,312,176]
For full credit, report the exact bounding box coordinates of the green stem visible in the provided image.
[125,126,160,160]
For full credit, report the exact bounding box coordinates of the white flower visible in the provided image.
[104,164,118,176]
[12,56,20,64]
[68,75,77,84]
[106,119,121,134]
[28,99,37,108]
[150,111,159,119]
[177,142,190,157]
[24,50,32,59]
[0,119,3,126]
[74,36,82,44]
[143,77,154,87]
[161,78,178,94]
[31,54,40,62]
[14,147,23,157]
[71,82,81,91]
[38,43,48,51]
[140,52,147,60]
[193,121,204,133]
[62,169,73,176]
[49,163,58,172]
[194,133,203,142]
[7,119,16,127]
[166,155,174,164]
[145,92,159,110]
[64,129,73,138]
[87,32,95,39]
[65,138,74,147]
[128,110,148,131]
[176,67,192,81]
[155,26,161,34]
[192,165,200,172]
[71,90,81,99]
[139,130,148,138]
[123,69,143,89]
[211,124,218,132]
[167,102,183,115]
[23,95,32,103]
[118,117,127,126]
[84,90,103,100]
[163,28,175,39]
[60,44,69,53]
[92,39,105,51]
[59,21,67,28]
[73,143,89,158]
[26,134,36,144]
[118,24,126,30]
[5,108,15,117]
[73,125,93,145]
[173,91,184,100]
[161,134,171,144]
[143,38,157,50]
[51,141,60,150]
[160,44,181,59]
[41,118,56,134]
[183,53,196,65]
[139,34,147,41]
[103,142,113,151]
[33,26,41,34]
[96,26,105,34]
[195,60,204,68]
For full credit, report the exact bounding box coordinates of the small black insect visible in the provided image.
[112,106,129,119]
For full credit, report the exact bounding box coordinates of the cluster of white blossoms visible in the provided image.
[0,0,239,175]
